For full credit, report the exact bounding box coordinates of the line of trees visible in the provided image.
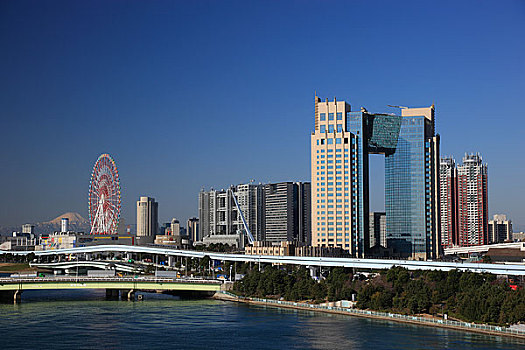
[0,252,35,263]
[233,265,525,326]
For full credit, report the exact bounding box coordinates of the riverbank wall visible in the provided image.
[214,291,525,340]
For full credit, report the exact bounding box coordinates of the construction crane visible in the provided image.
[387,104,409,109]
[230,188,255,245]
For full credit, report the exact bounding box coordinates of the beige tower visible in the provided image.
[136,197,158,240]
[311,97,354,253]
[170,218,180,236]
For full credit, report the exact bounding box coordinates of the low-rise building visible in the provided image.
[486,247,525,263]
[245,241,296,256]
[513,232,525,241]
[154,234,191,249]
[38,232,77,250]
[0,232,38,251]
[245,241,348,258]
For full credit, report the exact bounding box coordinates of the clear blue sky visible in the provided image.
[1,0,524,230]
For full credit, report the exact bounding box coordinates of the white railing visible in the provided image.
[218,292,525,337]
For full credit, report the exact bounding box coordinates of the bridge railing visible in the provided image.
[0,276,222,285]
[217,292,525,337]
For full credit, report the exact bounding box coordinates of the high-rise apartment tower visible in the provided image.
[440,157,458,248]
[457,154,488,246]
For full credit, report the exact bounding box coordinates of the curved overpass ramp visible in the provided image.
[3,245,525,276]
[30,261,139,273]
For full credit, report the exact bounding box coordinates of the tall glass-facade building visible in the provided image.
[385,108,441,260]
[311,97,440,260]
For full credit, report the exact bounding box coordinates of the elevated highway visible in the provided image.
[444,242,525,255]
[3,245,525,276]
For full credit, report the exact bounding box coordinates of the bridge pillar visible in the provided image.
[105,289,119,300]
[13,290,21,304]
[0,290,22,304]
[308,266,319,278]
[168,256,173,267]
[121,289,135,301]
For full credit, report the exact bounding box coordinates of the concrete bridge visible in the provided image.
[0,276,222,303]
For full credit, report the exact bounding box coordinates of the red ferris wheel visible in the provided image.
[88,154,121,234]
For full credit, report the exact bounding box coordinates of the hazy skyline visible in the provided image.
[1,1,524,231]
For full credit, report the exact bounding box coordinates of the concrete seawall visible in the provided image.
[214,292,525,340]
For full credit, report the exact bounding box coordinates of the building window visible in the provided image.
[328,113,334,120]
[336,138,342,144]
[320,125,326,133]
[337,112,342,120]
[320,113,326,121]
[328,125,334,133]
[337,124,343,132]
[328,139,333,144]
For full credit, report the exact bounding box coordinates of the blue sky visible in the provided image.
[1,0,524,230]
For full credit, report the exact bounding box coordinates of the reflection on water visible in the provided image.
[0,290,522,350]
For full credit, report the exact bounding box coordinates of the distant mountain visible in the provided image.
[0,212,91,236]
[44,212,89,225]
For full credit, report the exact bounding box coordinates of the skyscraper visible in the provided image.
[311,96,440,259]
[136,196,158,243]
[297,182,311,245]
[311,98,355,253]
[264,182,298,243]
[457,154,488,246]
[263,181,311,244]
[170,218,180,236]
[440,157,458,248]
[385,107,441,260]
[187,217,199,242]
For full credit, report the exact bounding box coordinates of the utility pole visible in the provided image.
[155,255,158,278]
[76,253,79,282]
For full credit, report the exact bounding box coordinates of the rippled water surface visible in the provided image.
[0,290,523,349]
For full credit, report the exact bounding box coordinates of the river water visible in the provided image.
[0,290,522,349]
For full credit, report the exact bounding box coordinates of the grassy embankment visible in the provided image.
[0,263,36,273]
